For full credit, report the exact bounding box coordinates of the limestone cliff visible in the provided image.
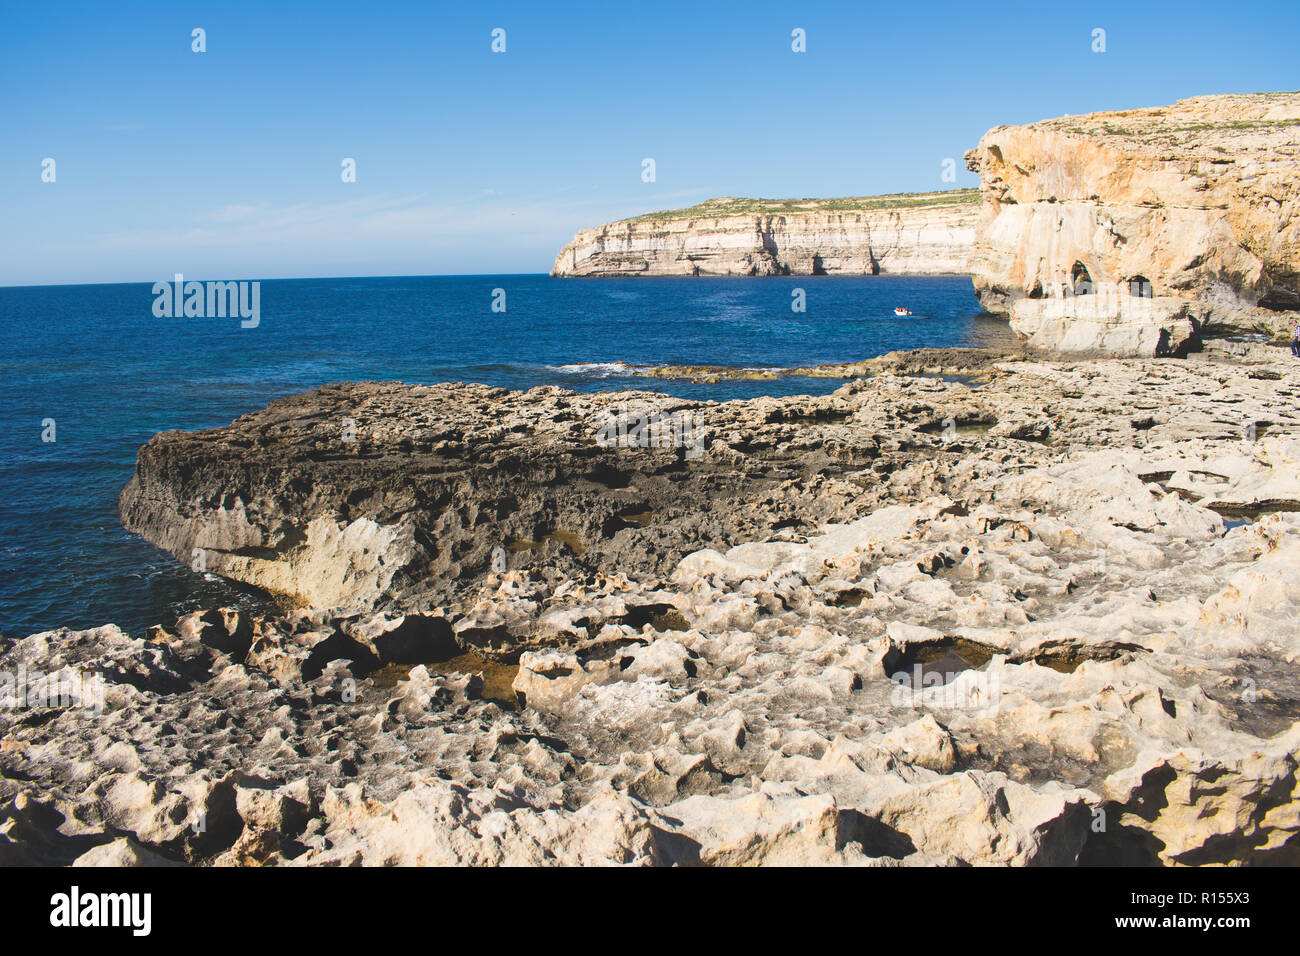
[965,92,1300,354]
[551,191,978,277]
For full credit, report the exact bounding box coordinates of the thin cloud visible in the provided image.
[93,189,714,252]
[204,202,273,224]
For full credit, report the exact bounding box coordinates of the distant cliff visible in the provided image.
[551,191,978,277]
[965,92,1300,355]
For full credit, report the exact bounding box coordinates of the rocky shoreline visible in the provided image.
[624,346,1034,384]
[551,93,1300,360]
[4,341,1300,865]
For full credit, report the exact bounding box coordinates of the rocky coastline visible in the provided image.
[553,93,1300,360]
[4,340,1300,865]
[5,90,1300,868]
[551,191,978,278]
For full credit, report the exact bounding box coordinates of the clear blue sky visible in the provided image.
[2,0,1296,285]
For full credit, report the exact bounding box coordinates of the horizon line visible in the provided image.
[0,272,986,291]
[0,272,557,291]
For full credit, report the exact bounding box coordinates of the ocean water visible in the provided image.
[0,274,1015,638]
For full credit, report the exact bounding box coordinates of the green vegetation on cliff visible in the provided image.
[1045,92,1300,149]
[622,188,980,224]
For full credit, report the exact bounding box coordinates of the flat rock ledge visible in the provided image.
[4,343,1300,865]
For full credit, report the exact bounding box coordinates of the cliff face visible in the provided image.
[965,92,1300,354]
[551,192,978,277]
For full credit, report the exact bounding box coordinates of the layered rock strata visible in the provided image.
[965,92,1300,355]
[551,192,978,277]
[2,345,1298,864]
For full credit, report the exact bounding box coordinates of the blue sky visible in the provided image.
[2,0,1296,285]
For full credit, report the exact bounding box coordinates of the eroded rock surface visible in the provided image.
[5,344,1300,865]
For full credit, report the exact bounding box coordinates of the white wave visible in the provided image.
[546,362,642,377]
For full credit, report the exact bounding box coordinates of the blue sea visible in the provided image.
[0,274,1015,638]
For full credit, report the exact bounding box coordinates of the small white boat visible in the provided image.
[894,307,912,317]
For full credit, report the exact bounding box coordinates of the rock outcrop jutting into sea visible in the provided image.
[966,92,1300,355]
[4,342,1298,865]
[551,192,979,277]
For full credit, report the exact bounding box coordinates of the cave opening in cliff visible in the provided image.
[1071,261,1094,295]
[1259,286,1300,311]
[1128,275,1153,298]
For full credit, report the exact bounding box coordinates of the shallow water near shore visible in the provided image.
[0,274,1015,637]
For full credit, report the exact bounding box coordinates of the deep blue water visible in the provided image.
[0,274,1014,637]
